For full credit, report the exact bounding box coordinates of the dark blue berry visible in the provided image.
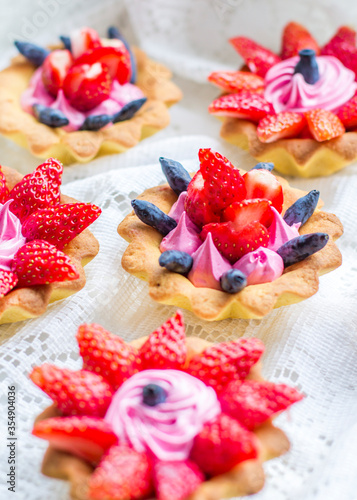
[131,199,177,236]
[159,250,193,274]
[14,41,49,67]
[79,114,112,131]
[220,269,247,294]
[159,157,191,196]
[277,233,329,268]
[33,104,69,128]
[283,190,320,227]
[252,162,274,171]
[294,49,319,85]
[112,98,147,123]
[60,35,71,52]
[107,26,137,83]
[143,384,167,406]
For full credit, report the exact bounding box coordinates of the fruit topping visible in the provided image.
[131,199,177,236]
[293,48,320,84]
[159,157,192,196]
[159,250,193,274]
[208,91,273,122]
[243,169,284,213]
[321,26,357,75]
[281,22,320,59]
[283,189,320,226]
[252,161,274,171]
[153,459,203,500]
[207,70,264,93]
[230,36,281,77]
[14,41,50,67]
[336,95,357,129]
[112,97,147,123]
[70,27,101,59]
[142,384,167,407]
[80,114,112,131]
[41,49,73,97]
[59,35,71,51]
[223,198,273,231]
[257,111,306,143]
[184,171,220,228]
[33,104,69,128]
[0,270,18,298]
[107,25,137,84]
[277,233,329,267]
[305,109,345,142]
[220,269,247,294]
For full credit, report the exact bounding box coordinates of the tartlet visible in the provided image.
[118,149,343,321]
[31,312,302,500]
[209,23,357,177]
[0,26,182,164]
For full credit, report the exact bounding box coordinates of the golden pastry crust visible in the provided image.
[0,45,182,164]
[118,171,343,321]
[220,117,357,178]
[35,336,290,500]
[0,165,99,325]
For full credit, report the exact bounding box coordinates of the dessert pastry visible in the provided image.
[31,312,303,500]
[118,149,343,320]
[0,157,99,324]
[208,23,357,177]
[0,26,182,164]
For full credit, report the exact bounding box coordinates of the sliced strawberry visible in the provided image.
[305,109,345,142]
[223,198,273,231]
[12,240,79,286]
[70,27,101,59]
[63,62,112,112]
[88,445,153,500]
[336,95,357,129]
[230,37,281,77]
[9,158,63,222]
[33,416,118,464]
[186,337,264,392]
[324,26,357,47]
[76,323,141,390]
[153,460,203,500]
[257,112,306,143]
[139,311,187,370]
[209,91,273,122]
[190,413,258,475]
[184,171,220,228]
[281,22,320,59]
[321,26,357,75]
[22,203,102,250]
[0,270,18,298]
[74,44,131,85]
[30,364,113,417]
[201,220,269,263]
[0,166,9,204]
[220,379,303,430]
[208,71,264,93]
[41,50,73,97]
[243,169,284,213]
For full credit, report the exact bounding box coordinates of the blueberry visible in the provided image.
[220,269,247,294]
[112,98,147,123]
[283,190,320,227]
[159,250,193,274]
[14,41,49,67]
[143,384,167,407]
[107,25,137,83]
[294,49,319,84]
[79,114,112,131]
[159,157,191,196]
[277,233,329,268]
[60,35,71,52]
[252,162,274,171]
[33,104,69,128]
[131,199,177,236]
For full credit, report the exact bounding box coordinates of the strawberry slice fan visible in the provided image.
[31,312,303,500]
[0,26,182,164]
[118,148,343,321]
[0,157,100,324]
[208,22,357,177]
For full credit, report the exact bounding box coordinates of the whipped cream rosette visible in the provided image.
[118,149,343,320]
[31,312,303,500]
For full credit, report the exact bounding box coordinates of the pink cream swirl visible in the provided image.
[104,369,221,461]
[0,200,26,271]
[264,55,357,113]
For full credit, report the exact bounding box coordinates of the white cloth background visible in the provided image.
[0,1,356,500]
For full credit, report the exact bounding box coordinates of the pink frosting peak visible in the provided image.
[104,369,221,461]
[0,200,26,271]
[268,207,300,252]
[188,233,232,290]
[160,212,201,256]
[233,247,284,285]
[264,55,357,113]
[168,191,187,223]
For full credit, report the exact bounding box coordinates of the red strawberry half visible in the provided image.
[336,95,357,129]
[321,26,357,75]
[41,49,73,97]
[243,169,284,213]
[0,166,9,204]
[230,36,281,77]
[70,26,101,59]
[305,109,345,142]
[223,198,273,232]
[209,91,273,122]
[257,112,306,143]
[190,413,258,476]
[22,203,102,250]
[76,323,141,390]
[184,171,220,227]
[33,416,118,464]
[139,311,187,370]
[281,22,320,59]
[12,240,79,286]
[0,270,18,298]
[220,379,304,430]
[30,364,113,417]
[153,460,203,500]
[208,71,264,93]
